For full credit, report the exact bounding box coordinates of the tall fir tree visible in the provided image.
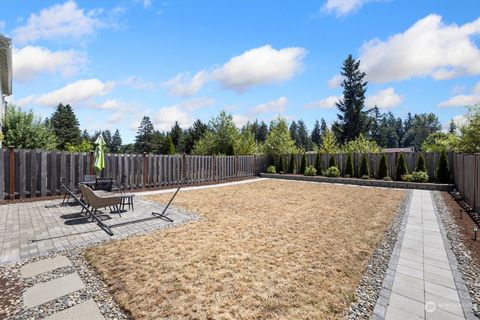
[110,129,122,153]
[183,119,208,154]
[297,120,313,150]
[50,103,81,150]
[333,54,369,144]
[311,120,321,147]
[257,121,269,142]
[448,119,457,134]
[134,116,155,153]
[102,129,112,151]
[170,121,183,153]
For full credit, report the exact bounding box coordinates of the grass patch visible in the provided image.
[85,180,405,319]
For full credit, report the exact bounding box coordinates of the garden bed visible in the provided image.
[84,179,405,319]
[260,173,454,191]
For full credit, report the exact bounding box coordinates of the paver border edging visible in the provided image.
[370,190,413,320]
[431,192,477,320]
[260,173,454,191]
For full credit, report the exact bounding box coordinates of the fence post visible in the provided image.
[182,154,187,182]
[212,155,216,181]
[89,151,94,175]
[254,154,257,176]
[143,152,147,189]
[235,155,239,178]
[9,146,14,201]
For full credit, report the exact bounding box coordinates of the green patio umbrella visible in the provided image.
[94,133,106,174]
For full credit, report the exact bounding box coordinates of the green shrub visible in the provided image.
[345,153,354,177]
[411,171,429,182]
[288,153,296,174]
[300,153,307,174]
[401,174,412,182]
[325,166,340,177]
[383,176,392,181]
[395,153,408,181]
[436,150,450,183]
[278,155,285,173]
[329,155,336,168]
[361,175,370,179]
[266,165,276,174]
[360,154,370,177]
[377,153,388,179]
[314,152,322,175]
[304,165,317,176]
[416,154,427,172]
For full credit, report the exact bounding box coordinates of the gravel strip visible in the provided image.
[2,204,200,320]
[345,190,412,319]
[432,191,480,318]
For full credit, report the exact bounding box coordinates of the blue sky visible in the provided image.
[1,0,480,143]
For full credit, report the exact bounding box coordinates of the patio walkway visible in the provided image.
[373,190,475,320]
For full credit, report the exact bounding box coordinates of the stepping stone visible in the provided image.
[20,256,72,278]
[45,299,104,320]
[23,272,85,308]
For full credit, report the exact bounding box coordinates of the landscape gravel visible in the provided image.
[432,191,480,318]
[345,189,412,320]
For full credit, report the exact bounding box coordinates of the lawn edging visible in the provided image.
[260,173,454,191]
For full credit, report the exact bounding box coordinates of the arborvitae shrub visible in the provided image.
[314,152,322,175]
[288,153,296,174]
[329,155,336,168]
[377,153,388,179]
[360,153,370,177]
[416,154,427,172]
[325,166,340,177]
[436,150,450,183]
[278,155,285,173]
[300,153,307,174]
[395,153,408,181]
[266,165,276,174]
[345,153,354,177]
[304,165,317,176]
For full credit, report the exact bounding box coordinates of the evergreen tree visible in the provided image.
[377,153,389,179]
[402,113,414,147]
[359,153,370,177]
[263,116,297,156]
[402,113,441,150]
[395,153,408,181]
[81,130,91,142]
[297,120,313,150]
[151,130,165,154]
[288,153,296,174]
[183,119,208,154]
[345,153,354,177]
[110,129,122,153]
[333,54,369,144]
[257,121,269,142]
[134,116,155,153]
[436,150,450,183]
[369,106,382,144]
[415,154,427,172]
[162,134,175,154]
[289,121,301,148]
[329,155,337,168]
[320,118,328,133]
[300,153,307,174]
[311,120,321,147]
[50,103,81,150]
[448,119,457,134]
[278,154,285,172]
[102,129,112,152]
[314,151,322,174]
[170,121,183,152]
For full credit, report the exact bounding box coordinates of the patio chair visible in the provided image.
[61,178,74,206]
[95,178,114,192]
[119,175,135,211]
[80,184,122,217]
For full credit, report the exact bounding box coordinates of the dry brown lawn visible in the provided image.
[85,179,405,320]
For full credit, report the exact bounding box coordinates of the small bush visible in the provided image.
[325,166,340,177]
[304,165,317,176]
[411,171,429,182]
[416,154,427,172]
[278,155,285,173]
[300,153,307,174]
[401,174,412,182]
[288,153,296,174]
[266,165,276,174]
[395,153,408,181]
[345,153,354,177]
[314,152,322,175]
[383,176,392,181]
[359,154,370,177]
[377,153,388,179]
[329,155,336,168]
[436,150,450,183]
[361,175,370,179]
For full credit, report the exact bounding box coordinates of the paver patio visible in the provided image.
[373,190,475,320]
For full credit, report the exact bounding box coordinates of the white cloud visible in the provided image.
[438,81,480,108]
[153,97,215,131]
[18,79,114,107]
[322,0,379,17]
[165,45,306,96]
[365,87,403,109]
[233,114,250,127]
[107,112,124,125]
[115,76,157,91]
[13,1,112,44]
[251,96,287,115]
[328,74,343,88]
[360,15,480,83]
[0,21,5,31]
[13,46,87,82]
[305,95,340,109]
[452,114,468,128]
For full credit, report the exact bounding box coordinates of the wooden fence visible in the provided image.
[453,153,480,212]
[0,148,268,201]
